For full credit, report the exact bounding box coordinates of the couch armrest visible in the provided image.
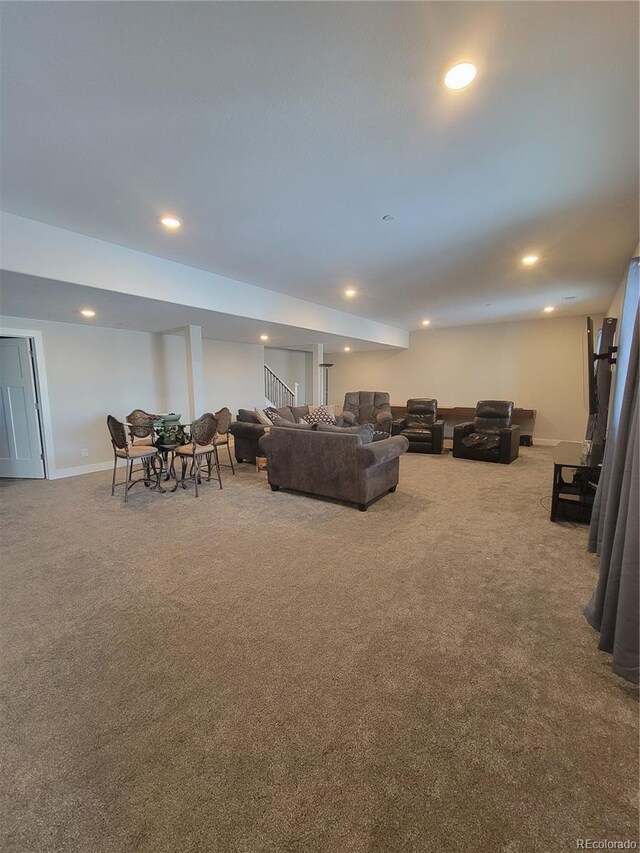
[391,418,407,437]
[453,421,474,437]
[499,425,520,464]
[258,433,271,456]
[375,411,393,433]
[340,410,357,426]
[358,435,409,468]
[230,421,266,441]
[431,419,445,453]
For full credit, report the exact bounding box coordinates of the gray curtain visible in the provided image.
[584,302,639,684]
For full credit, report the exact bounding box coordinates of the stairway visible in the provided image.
[264,364,298,408]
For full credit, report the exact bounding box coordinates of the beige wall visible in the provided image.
[0,316,264,476]
[330,315,599,442]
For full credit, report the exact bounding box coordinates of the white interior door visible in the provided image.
[0,337,45,478]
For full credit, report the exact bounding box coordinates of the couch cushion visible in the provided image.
[401,429,433,443]
[271,418,313,430]
[275,406,295,422]
[291,405,310,422]
[316,422,374,443]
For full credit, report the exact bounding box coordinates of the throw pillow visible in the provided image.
[275,406,295,422]
[254,408,273,426]
[263,407,283,424]
[302,405,337,426]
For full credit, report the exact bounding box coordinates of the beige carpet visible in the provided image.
[1,447,638,852]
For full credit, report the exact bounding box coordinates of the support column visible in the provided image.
[312,344,324,406]
[184,325,205,421]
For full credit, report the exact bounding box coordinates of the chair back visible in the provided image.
[126,409,156,440]
[191,413,218,447]
[343,391,391,425]
[406,398,437,427]
[474,400,514,434]
[214,407,232,435]
[107,415,128,450]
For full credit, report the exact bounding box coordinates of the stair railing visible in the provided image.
[264,364,298,409]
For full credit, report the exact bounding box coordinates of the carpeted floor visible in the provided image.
[1,447,638,853]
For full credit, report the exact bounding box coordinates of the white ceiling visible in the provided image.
[1,1,638,330]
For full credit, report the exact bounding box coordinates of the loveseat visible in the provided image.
[229,405,312,463]
[258,425,409,510]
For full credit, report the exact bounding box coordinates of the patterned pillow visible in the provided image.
[263,407,282,424]
[302,405,337,426]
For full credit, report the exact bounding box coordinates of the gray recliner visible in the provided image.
[339,391,393,434]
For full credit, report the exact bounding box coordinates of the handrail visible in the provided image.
[264,364,299,408]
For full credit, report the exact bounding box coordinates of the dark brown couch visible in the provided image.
[259,426,409,510]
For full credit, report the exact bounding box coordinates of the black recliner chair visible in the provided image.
[391,398,444,454]
[453,400,520,464]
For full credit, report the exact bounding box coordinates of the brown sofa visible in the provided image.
[259,425,409,511]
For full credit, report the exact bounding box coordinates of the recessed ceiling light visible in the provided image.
[259,334,269,341]
[344,346,351,352]
[158,215,182,230]
[421,319,431,326]
[382,215,394,221]
[344,289,357,298]
[444,62,477,90]
[80,309,96,318]
[564,296,576,301]
[543,306,555,313]
[522,254,539,266]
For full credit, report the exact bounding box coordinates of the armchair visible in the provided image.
[452,400,520,464]
[338,391,393,434]
[391,398,444,454]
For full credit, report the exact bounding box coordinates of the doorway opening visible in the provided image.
[0,335,46,478]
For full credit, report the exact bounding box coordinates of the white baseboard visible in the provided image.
[532,438,562,447]
[49,460,114,479]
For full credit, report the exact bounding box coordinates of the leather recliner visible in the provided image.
[452,400,520,464]
[391,398,444,454]
[339,391,393,434]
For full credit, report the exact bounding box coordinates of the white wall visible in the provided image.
[203,338,264,415]
[0,315,264,477]
[330,315,599,443]
[264,348,311,404]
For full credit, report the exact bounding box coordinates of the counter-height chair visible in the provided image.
[107,415,162,503]
[126,409,158,446]
[213,406,235,475]
[175,412,222,496]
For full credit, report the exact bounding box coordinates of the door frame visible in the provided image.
[0,326,56,478]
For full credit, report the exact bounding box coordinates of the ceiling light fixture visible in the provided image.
[382,215,394,221]
[421,319,431,326]
[344,289,357,298]
[543,306,555,313]
[444,62,477,90]
[522,254,539,266]
[344,346,351,352]
[259,334,269,341]
[158,215,182,230]
[80,309,96,318]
